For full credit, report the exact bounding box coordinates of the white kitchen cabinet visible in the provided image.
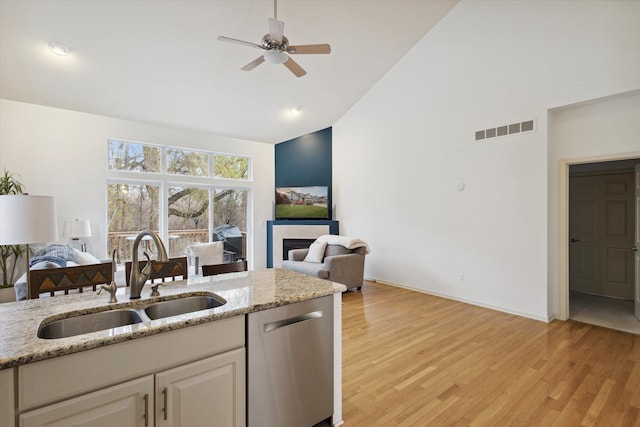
[156,348,245,427]
[20,376,153,427]
[19,347,245,427]
[0,368,15,427]
[16,317,245,427]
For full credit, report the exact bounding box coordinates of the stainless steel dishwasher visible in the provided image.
[248,294,334,427]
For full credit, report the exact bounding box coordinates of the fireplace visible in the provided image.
[267,220,339,268]
[282,238,317,260]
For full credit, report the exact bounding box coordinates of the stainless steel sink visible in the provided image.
[37,293,227,339]
[144,295,226,320]
[38,309,143,339]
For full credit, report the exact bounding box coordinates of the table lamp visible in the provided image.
[63,219,92,252]
[0,195,58,299]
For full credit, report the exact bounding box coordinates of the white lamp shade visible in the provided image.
[63,219,92,239]
[0,195,58,245]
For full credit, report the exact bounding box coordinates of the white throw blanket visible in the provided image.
[316,235,370,254]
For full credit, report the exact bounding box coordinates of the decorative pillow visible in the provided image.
[29,255,66,268]
[34,244,78,263]
[186,242,225,266]
[31,261,63,270]
[73,249,101,265]
[303,241,327,264]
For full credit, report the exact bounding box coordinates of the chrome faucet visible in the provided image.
[129,230,169,299]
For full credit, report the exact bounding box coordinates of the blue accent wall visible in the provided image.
[269,128,335,266]
[275,128,332,206]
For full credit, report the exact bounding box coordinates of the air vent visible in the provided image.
[475,119,535,142]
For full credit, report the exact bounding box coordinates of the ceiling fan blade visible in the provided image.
[287,44,331,55]
[269,18,284,44]
[283,56,306,78]
[217,36,263,50]
[241,56,266,71]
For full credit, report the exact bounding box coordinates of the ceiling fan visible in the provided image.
[217,0,331,77]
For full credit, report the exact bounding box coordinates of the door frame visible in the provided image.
[558,153,640,321]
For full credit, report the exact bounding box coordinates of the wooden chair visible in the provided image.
[29,262,113,298]
[201,260,248,277]
[124,256,188,286]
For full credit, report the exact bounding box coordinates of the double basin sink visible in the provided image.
[38,293,227,340]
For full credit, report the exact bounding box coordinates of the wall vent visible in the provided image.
[475,119,535,142]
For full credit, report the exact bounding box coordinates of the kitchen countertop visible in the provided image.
[0,268,346,369]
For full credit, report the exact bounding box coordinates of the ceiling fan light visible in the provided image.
[263,50,288,64]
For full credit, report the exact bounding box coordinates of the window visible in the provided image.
[214,154,249,180]
[213,189,248,232]
[108,140,160,173]
[107,140,251,263]
[107,182,160,261]
[167,148,208,177]
[168,185,209,257]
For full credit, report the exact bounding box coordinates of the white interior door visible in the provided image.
[635,164,640,320]
[569,173,635,299]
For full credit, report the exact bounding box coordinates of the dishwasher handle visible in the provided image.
[263,310,323,333]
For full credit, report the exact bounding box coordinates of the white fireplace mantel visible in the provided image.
[267,220,339,268]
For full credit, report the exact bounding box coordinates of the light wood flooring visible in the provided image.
[340,281,640,426]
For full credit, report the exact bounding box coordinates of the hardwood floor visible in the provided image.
[341,281,640,426]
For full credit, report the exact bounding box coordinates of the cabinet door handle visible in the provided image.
[163,387,168,421]
[143,393,149,427]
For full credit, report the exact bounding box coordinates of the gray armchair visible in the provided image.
[281,244,366,290]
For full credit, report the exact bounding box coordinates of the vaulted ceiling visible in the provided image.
[0,0,457,144]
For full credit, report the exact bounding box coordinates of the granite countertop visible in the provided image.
[0,268,346,370]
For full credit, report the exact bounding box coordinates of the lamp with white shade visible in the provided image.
[0,195,58,299]
[63,219,92,252]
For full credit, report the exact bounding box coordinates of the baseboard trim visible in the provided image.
[369,278,551,323]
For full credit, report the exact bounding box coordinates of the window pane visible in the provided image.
[167,148,209,176]
[108,140,160,173]
[107,183,160,262]
[214,155,249,180]
[213,189,248,260]
[167,186,209,257]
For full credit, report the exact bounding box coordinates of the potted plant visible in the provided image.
[0,170,25,302]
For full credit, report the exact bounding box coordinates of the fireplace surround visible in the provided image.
[267,220,339,268]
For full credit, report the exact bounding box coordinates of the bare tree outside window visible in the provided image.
[167,148,208,176]
[108,140,160,173]
[107,183,160,261]
[168,186,209,257]
[214,154,249,180]
[214,189,248,231]
[107,141,251,264]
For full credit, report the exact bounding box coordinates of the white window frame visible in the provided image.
[106,139,253,261]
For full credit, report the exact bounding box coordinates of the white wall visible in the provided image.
[548,90,640,319]
[0,99,274,269]
[333,0,640,320]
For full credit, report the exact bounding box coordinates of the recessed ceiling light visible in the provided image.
[48,42,70,56]
[287,107,301,118]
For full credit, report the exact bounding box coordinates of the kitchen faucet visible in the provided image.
[129,230,169,299]
[98,249,119,303]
